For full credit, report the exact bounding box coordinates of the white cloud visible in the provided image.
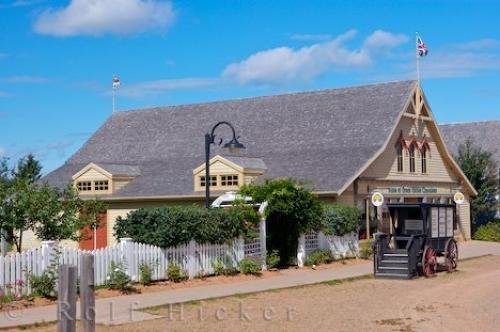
[223,30,408,85]
[421,52,500,78]
[363,30,408,50]
[0,75,51,83]
[454,38,500,50]
[118,78,219,97]
[33,0,175,37]
[0,146,5,158]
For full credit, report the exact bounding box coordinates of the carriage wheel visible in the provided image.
[445,239,458,272]
[422,246,437,277]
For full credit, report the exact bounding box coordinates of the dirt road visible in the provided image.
[25,255,500,331]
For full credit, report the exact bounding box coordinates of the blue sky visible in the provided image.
[1,0,499,174]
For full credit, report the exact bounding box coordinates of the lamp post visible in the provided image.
[205,121,245,208]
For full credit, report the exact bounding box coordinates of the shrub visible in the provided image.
[266,250,280,269]
[305,250,334,266]
[240,178,324,266]
[321,204,360,236]
[114,205,258,248]
[359,240,374,260]
[167,262,186,282]
[212,258,226,276]
[473,220,500,242]
[211,257,238,276]
[29,269,57,299]
[238,258,260,275]
[138,263,152,286]
[105,262,132,292]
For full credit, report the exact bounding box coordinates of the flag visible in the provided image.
[417,35,428,57]
[112,75,120,89]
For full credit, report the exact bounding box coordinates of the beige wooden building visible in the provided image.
[42,80,476,249]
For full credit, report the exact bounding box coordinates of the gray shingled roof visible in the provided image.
[94,163,141,177]
[221,156,267,171]
[439,120,500,165]
[43,80,417,197]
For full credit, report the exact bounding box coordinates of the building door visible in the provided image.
[79,213,107,250]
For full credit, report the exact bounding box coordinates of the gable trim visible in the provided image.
[72,162,112,180]
[337,82,477,197]
[192,155,244,175]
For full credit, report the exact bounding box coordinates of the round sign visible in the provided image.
[371,191,384,207]
[453,192,465,205]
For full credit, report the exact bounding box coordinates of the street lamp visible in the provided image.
[205,121,245,208]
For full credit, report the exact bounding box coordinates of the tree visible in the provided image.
[455,138,498,225]
[0,158,9,185]
[240,178,323,266]
[0,155,102,252]
[14,154,42,183]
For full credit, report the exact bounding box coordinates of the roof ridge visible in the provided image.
[113,80,416,116]
[439,119,500,126]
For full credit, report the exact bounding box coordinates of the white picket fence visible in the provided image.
[0,228,356,296]
[0,236,262,297]
[298,231,359,266]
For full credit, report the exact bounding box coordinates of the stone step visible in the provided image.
[374,272,411,279]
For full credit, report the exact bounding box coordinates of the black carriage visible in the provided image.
[373,203,458,279]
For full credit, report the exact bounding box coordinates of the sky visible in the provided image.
[1,0,499,174]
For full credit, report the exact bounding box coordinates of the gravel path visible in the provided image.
[23,254,500,332]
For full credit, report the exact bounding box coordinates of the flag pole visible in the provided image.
[112,87,116,113]
[416,32,420,83]
[112,75,120,113]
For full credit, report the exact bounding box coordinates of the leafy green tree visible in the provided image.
[14,154,42,183]
[455,138,498,225]
[240,178,323,266]
[0,158,9,185]
[0,155,102,252]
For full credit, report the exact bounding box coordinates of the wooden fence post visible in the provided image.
[259,217,267,270]
[41,240,56,272]
[58,264,77,332]
[80,254,95,332]
[187,240,196,279]
[119,238,133,279]
[297,234,306,267]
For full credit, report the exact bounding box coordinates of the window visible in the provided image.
[94,180,109,191]
[221,175,239,186]
[409,145,415,173]
[200,175,217,187]
[76,181,92,192]
[421,149,427,173]
[396,144,403,172]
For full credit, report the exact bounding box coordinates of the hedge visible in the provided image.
[473,220,500,242]
[321,204,360,236]
[113,205,258,248]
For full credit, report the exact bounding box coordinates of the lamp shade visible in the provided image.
[223,137,245,154]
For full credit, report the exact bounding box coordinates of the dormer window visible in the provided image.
[72,163,140,195]
[94,180,109,191]
[200,175,217,187]
[193,155,266,192]
[221,175,238,186]
[76,181,92,192]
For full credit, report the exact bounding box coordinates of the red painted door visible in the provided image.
[79,213,107,250]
